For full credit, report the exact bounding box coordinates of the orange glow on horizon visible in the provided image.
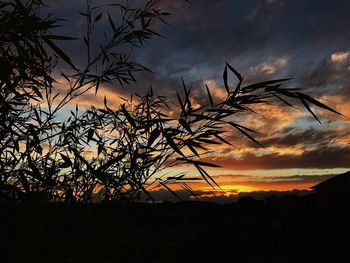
[178,178,317,195]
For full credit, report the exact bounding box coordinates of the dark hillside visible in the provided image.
[1,190,349,263]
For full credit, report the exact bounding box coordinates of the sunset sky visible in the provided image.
[47,0,350,201]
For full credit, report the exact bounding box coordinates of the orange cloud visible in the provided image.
[331,51,349,63]
[200,144,350,171]
[52,77,126,110]
[256,57,288,75]
[320,94,350,122]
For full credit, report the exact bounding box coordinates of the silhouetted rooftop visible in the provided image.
[311,171,350,191]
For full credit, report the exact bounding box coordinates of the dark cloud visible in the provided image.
[204,145,350,170]
[45,0,350,100]
[260,126,348,148]
[137,0,350,80]
[44,0,350,89]
[298,54,350,97]
[146,188,314,204]
[261,173,337,184]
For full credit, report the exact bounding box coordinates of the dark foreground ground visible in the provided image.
[1,193,349,263]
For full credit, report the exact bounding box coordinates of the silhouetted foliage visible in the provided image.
[0,0,341,203]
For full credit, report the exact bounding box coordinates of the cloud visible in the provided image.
[45,0,350,107]
[256,57,288,75]
[261,173,337,183]
[259,126,347,148]
[298,50,350,97]
[331,51,350,63]
[51,77,126,110]
[201,145,350,170]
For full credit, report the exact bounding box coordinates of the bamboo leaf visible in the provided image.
[298,97,321,124]
[43,35,77,41]
[206,84,214,107]
[43,37,78,70]
[163,131,185,157]
[159,182,182,200]
[147,128,161,147]
[179,118,193,134]
[177,158,221,168]
[229,122,263,147]
[121,105,136,127]
[296,93,342,116]
[87,128,94,142]
[108,12,117,32]
[95,13,103,22]
[223,64,229,94]
[59,153,72,168]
